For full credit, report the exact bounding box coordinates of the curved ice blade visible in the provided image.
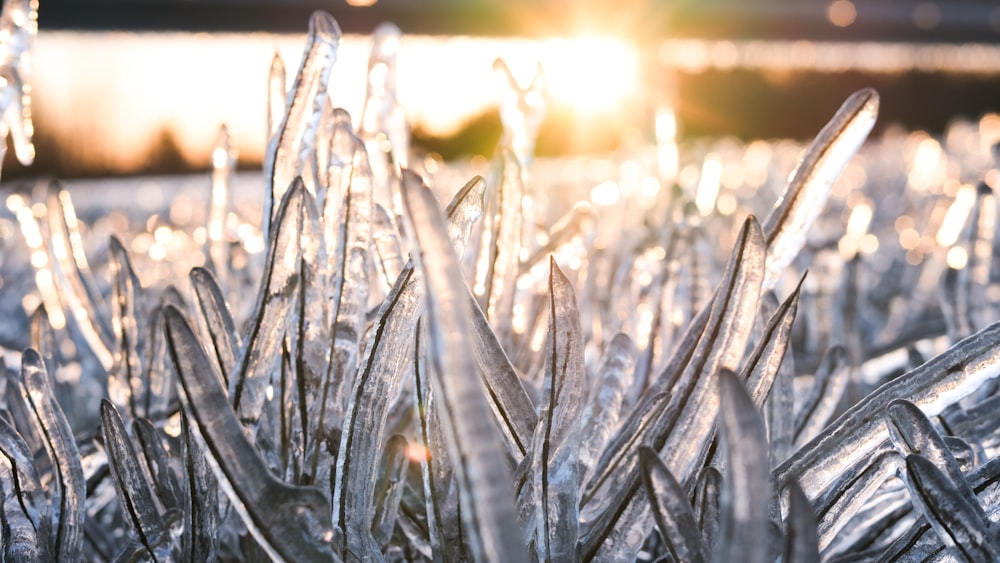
[267,52,287,142]
[902,454,1000,561]
[776,319,1000,505]
[371,434,408,549]
[206,124,238,286]
[108,236,145,420]
[18,349,85,561]
[230,177,314,434]
[100,400,173,559]
[163,306,338,562]
[521,259,586,562]
[264,11,341,237]
[0,415,50,560]
[793,345,850,447]
[360,22,408,215]
[782,480,820,563]
[190,266,239,388]
[332,171,487,558]
[762,88,879,289]
[714,370,771,563]
[579,333,636,482]
[638,446,709,563]
[133,418,184,513]
[400,169,526,562]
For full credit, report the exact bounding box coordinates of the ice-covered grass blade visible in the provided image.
[902,454,1000,561]
[638,446,709,563]
[371,434,409,549]
[17,348,85,561]
[229,177,313,433]
[0,415,50,560]
[310,120,372,490]
[133,417,184,513]
[775,319,1000,504]
[762,88,878,289]
[190,266,240,387]
[332,171,486,559]
[579,216,764,561]
[108,235,145,420]
[782,480,820,563]
[579,333,636,481]
[714,369,770,563]
[264,11,341,236]
[400,169,526,562]
[521,258,586,562]
[163,306,339,562]
[100,400,173,559]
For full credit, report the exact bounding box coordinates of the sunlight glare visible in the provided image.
[539,36,639,114]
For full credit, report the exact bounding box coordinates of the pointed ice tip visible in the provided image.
[375,22,401,36]
[20,347,42,370]
[332,107,352,126]
[718,368,745,400]
[849,87,879,112]
[309,11,342,43]
[400,168,424,190]
[99,398,116,420]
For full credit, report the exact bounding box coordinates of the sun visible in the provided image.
[539,35,640,115]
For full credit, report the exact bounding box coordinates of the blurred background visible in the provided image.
[7,0,1000,178]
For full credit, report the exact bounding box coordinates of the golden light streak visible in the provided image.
[695,153,722,216]
[936,184,976,247]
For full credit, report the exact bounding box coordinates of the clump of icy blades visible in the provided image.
[9,7,1000,563]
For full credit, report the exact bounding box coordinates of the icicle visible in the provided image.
[359,22,408,217]
[493,58,546,168]
[0,0,37,173]
[206,124,238,287]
